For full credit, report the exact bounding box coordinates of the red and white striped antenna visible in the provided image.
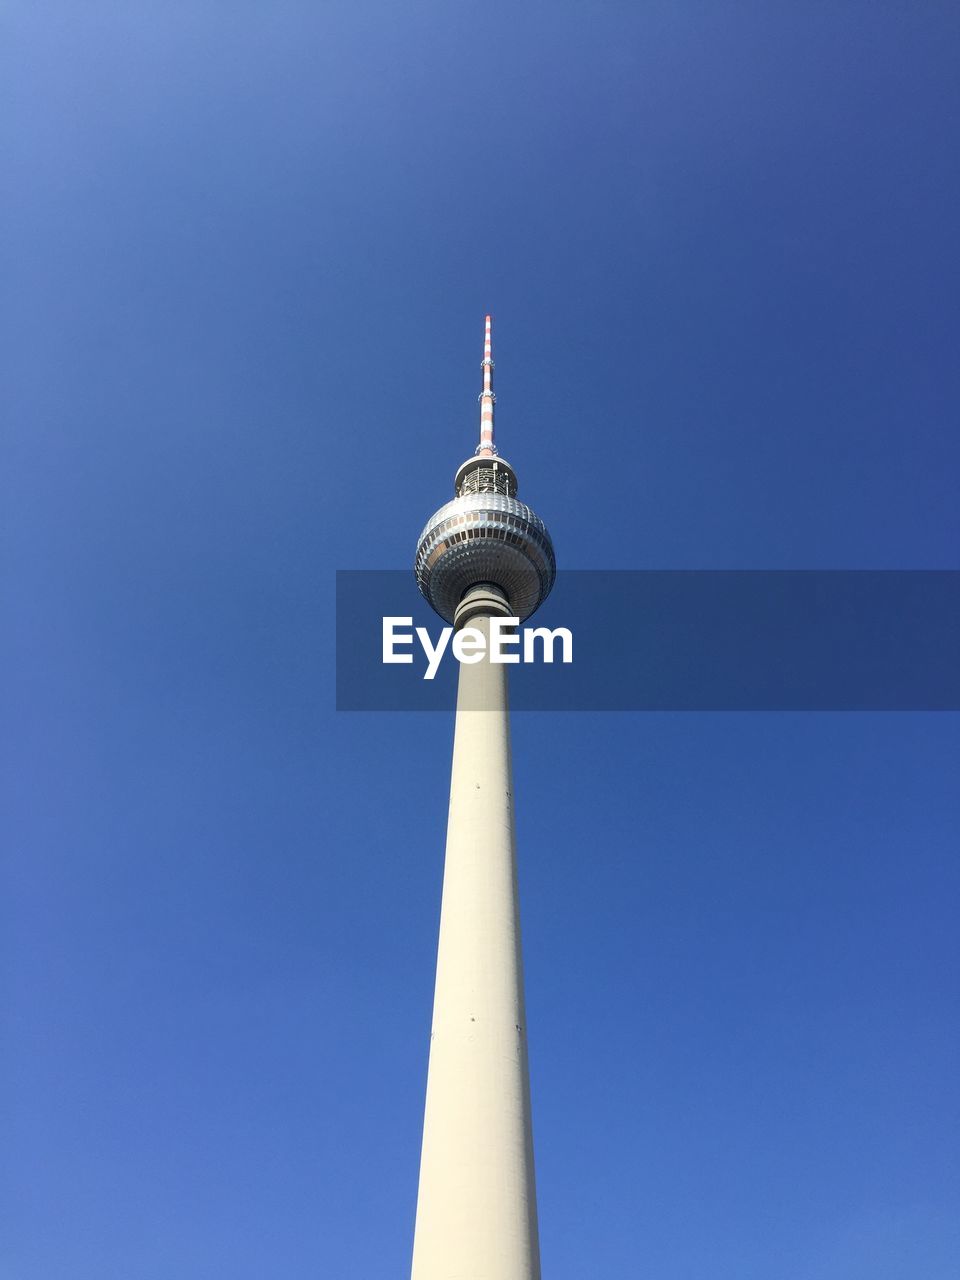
[477,313,497,456]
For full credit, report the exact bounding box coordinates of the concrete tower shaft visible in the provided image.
[410,590,541,1280]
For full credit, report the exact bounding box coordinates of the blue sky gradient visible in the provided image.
[3,3,959,1277]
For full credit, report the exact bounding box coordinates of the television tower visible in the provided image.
[411,316,556,1279]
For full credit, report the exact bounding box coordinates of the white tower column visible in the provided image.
[412,316,554,1278]
[410,585,541,1280]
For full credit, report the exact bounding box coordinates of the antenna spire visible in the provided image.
[477,314,497,456]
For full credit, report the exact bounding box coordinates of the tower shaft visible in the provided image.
[410,597,541,1280]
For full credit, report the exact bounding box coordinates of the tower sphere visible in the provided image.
[414,318,555,624]
[415,478,556,624]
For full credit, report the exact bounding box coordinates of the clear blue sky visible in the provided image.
[3,3,958,1277]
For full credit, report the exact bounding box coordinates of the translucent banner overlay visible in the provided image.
[336,571,960,711]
